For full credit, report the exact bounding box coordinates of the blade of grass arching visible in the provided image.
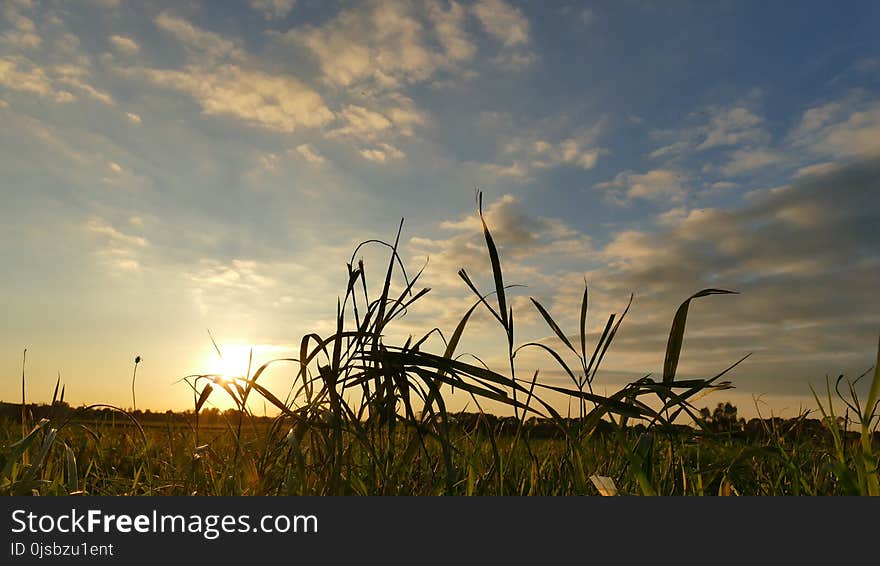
[438,294,493,396]
[511,371,540,451]
[531,382,652,419]
[580,282,588,364]
[665,353,751,422]
[62,441,78,493]
[24,426,59,484]
[859,335,880,495]
[386,287,431,324]
[478,192,508,330]
[513,342,578,387]
[195,384,213,412]
[51,375,61,406]
[585,315,616,383]
[458,269,504,326]
[21,349,27,460]
[2,419,50,481]
[810,381,845,464]
[372,218,405,335]
[238,378,299,417]
[663,289,738,386]
[207,328,223,360]
[409,367,535,413]
[60,404,147,447]
[530,298,577,355]
[588,294,634,384]
[413,305,469,403]
[385,260,428,320]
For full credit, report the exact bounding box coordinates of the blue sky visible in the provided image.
[1,0,879,418]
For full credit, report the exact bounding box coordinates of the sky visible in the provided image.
[1,0,879,420]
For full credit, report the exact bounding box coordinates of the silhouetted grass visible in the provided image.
[1,193,877,495]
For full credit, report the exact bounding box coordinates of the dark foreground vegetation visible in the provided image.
[3,194,878,495]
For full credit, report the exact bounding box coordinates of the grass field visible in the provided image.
[3,194,878,496]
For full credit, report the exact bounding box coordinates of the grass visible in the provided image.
[1,192,878,496]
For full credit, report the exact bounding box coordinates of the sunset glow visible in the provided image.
[1,0,878,420]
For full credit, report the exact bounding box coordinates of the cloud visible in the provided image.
[138,65,333,133]
[472,0,530,47]
[1,2,41,49]
[51,64,114,105]
[287,0,476,90]
[85,217,150,272]
[412,194,593,289]
[0,56,67,100]
[155,12,245,62]
[586,159,880,384]
[291,1,443,88]
[428,0,476,61]
[485,124,606,181]
[472,0,537,69]
[359,142,405,163]
[333,104,393,139]
[649,102,769,160]
[594,169,687,204]
[123,15,333,133]
[125,112,142,124]
[248,0,297,21]
[294,143,325,165]
[717,147,782,176]
[790,94,880,160]
[109,34,140,54]
[696,106,767,150]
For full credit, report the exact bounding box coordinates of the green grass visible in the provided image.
[2,192,878,496]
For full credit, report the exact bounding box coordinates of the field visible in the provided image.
[2,196,878,496]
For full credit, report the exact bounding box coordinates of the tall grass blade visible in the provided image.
[477,192,508,330]
[662,289,737,386]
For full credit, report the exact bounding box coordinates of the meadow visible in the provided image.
[2,194,878,496]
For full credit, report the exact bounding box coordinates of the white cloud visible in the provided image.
[125,112,142,124]
[85,217,149,272]
[594,169,687,204]
[155,12,245,62]
[359,142,405,163]
[0,56,112,103]
[486,125,606,181]
[1,3,41,49]
[428,0,476,61]
[696,106,766,150]
[248,0,296,21]
[52,64,114,105]
[333,104,393,139]
[472,0,530,47]
[791,94,880,160]
[793,162,836,179]
[287,0,474,89]
[294,143,325,165]
[481,161,530,181]
[472,0,536,70]
[0,56,60,99]
[127,64,331,133]
[717,147,781,176]
[649,102,769,159]
[86,218,148,248]
[528,138,601,170]
[125,14,332,133]
[109,35,140,54]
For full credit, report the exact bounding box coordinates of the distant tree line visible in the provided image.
[1,400,868,442]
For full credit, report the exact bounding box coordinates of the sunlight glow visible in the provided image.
[203,343,258,381]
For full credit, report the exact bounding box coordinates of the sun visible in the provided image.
[203,343,257,382]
